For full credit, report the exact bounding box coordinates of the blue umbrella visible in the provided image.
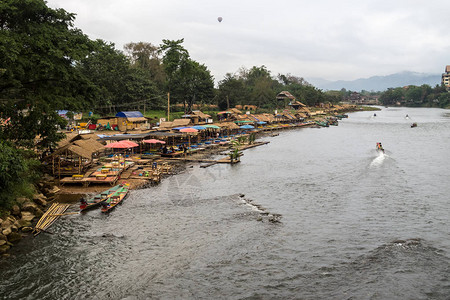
[172,127,189,130]
[257,121,267,125]
[240,124,254,129]
[192,125,206,130]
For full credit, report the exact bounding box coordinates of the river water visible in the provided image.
[1,107,449,299]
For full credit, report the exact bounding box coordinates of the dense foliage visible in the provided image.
[216,67,335,110]
[379,84,450,108]
[0,0,96,148]
[0,141,38,211]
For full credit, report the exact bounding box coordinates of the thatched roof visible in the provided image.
[66,144,94,159]
[290,100,306,107]
[218,122,240,129]
[191,110,211,119]
[172,119,192,127]
[230,108,242,114]
[262,113,276,122]
[159,121,173,129]
[277,91,295,100]
[127,117,148,122]
[57,132,79,148]
[73,138,104,153]
[234,114,253,121]
[159,118,191,129]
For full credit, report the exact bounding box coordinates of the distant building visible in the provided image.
[345,92,379,105]
[442,65,450,90]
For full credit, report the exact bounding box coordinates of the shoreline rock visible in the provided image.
[1,182,51,257]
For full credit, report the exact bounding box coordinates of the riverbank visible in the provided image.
[0,107,364,257]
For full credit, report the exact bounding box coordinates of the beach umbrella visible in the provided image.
[119,140,139,147]
[192,125,206,130]
[179,128,198,133]
[179,128,198,150]
[104,141,130,149]
[240,124,254,129]
[143,139,166,144]
[172,127,189,130]
[204,124,220,129]
[234,120,253,123]
[257,121,267,125]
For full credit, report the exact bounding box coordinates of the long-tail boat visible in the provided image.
[79,185,122,212]
[100,184,130,213]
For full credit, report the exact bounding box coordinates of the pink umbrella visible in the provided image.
[104,141,130,149]
[119,140,139,148]
[179,128,198,133]
[143,139,166,144]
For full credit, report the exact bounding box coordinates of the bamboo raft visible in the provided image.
[33,203,73,236]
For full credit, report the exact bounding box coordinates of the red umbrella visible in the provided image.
[179,128,198,133]
[143,139,166,144]
[119,140,139,148]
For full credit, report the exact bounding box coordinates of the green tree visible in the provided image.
[0,0,95,148]
[77,40,130,112]
[379,88,404,106]
[159,39,214,112]
[124,41,165,88]
[216,73,248,110]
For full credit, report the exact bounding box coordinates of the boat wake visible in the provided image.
[370,151,387,168]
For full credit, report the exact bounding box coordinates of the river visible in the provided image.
[1,107,449,299]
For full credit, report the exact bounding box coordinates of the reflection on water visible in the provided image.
[1,107,449,299]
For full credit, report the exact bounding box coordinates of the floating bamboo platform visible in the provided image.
[33,203,73,236]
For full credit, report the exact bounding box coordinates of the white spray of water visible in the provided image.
[370,151,387,167]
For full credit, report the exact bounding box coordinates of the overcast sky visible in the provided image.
[47,0,450,83]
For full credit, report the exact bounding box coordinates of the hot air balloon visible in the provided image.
[217,17,223,23]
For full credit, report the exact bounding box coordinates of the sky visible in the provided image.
[46,0,450,83]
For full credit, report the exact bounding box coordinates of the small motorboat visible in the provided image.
[80,185,122,212]
[376,142,384,153]
[411,122,417,128]
[101,184,130,213]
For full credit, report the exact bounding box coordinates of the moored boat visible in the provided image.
[80,185,122,212]
[315,120,329,127]
[100,184,130,213]
[335,114,348,119]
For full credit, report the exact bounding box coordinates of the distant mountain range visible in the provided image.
[307,71,442,92]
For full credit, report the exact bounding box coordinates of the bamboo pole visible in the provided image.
[167,92,170,121]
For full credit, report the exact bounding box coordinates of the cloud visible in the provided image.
[47,0,450,81]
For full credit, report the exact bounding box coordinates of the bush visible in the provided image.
[0,141,41,212]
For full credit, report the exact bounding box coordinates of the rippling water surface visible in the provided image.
[1,107,449,299]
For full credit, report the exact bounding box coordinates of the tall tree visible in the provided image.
[0,0,95,148]
[216,73,248,110]
[159,39,214,112]
[124,41,165,88]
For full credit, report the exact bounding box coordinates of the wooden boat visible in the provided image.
[411,122,417,128]
[80,185,122,212]
[100,184,129,213]
[315,120,329,127]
